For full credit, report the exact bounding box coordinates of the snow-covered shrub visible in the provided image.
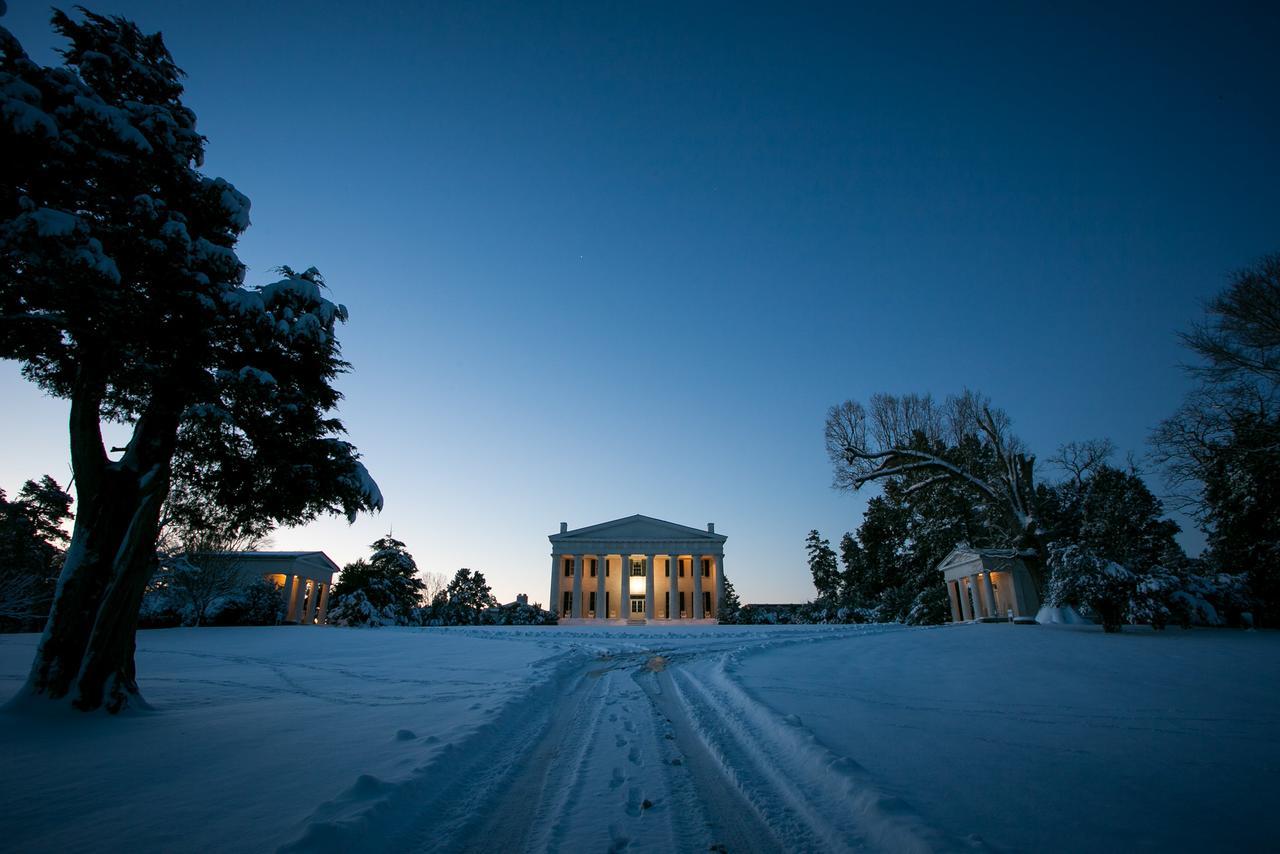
[138,585,184,629]
[485,601,557,626]
[1046,544,1136,632]
[210,578,286,626]
[904,584,949,626]
[328,575,432,627]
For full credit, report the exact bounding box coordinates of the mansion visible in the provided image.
[549,515,727,621]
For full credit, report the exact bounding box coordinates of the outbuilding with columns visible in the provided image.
[212,551,339,625]
[939,546,1040,622]
[549,515,727,622]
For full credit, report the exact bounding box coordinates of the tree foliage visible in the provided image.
[0,476,73,629]
[328,536,424,627]
[0,11,380,711]
[716,575,742,623]
[804,530,839,601]
[825,390,1044,590]
[1152,253,1280,623]
[437,568,497,625]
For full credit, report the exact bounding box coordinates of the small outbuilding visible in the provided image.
[227,551,340,625]
[938,547,1041,622]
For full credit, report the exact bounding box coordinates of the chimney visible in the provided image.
[707,522,715,533]
[517,593,528,605]
[560,522,568,534]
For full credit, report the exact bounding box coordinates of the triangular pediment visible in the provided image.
[551,514,725,543]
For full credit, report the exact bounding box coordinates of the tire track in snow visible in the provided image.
[280,627,959,853]
[666,648,973,853]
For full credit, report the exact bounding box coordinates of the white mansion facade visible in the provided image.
[549,515,727,621]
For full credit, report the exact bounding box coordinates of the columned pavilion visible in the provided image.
[938,546,1041,622]
[549,515,727,622]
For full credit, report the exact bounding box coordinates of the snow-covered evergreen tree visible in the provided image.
[716,576,742,623]
[437,568,497,625]
[0,12,381,711]
[328,536,425,626]
[805,531,840,601]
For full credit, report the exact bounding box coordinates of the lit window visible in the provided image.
[630,558,645,577]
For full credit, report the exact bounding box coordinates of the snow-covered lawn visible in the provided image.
[0,623,1276,852]
[733,623,1280,852]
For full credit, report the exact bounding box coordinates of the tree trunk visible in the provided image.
[17,387,180,713]
[73,482,169,712]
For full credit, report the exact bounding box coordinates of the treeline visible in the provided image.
[0,477,73,632]
[799,253,1279,631]
[326,536,556,627]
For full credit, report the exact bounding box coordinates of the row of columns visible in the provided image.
[551,553,725,621]
[281,574,330,625]
[946,572,998,622]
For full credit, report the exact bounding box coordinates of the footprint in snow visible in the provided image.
[609,767,625,790]
[609,713,617,722]
[628,745,640,765]
[615,734,627,748]
[623,720,635,733]
[394,729,416,741]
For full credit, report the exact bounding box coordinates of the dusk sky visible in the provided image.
[2,1,1278,603]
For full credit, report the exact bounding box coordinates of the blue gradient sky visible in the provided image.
[2,2,1278,603]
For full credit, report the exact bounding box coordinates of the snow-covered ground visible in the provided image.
[0,623,1276,852]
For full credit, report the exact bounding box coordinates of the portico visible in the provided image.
[938,547,1040,622]
[549,515,727,622]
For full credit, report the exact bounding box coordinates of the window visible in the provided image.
[665,558,671,578]
[702,558,711,577]
[562,591,572,615]
[630,558,645,577]
[679,559,685,578]
[679,591,686,615]
[703,591,712,615]
[589,591,596,615]
[590,558,597,578]
[630,596,645,614]
[563,558,573,577]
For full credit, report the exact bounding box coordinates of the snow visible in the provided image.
[24,207,79,237]
[345,458,384,518]
[71,95,153,152]
[1034,604,1091,624]
[204,177,252,230]
[0,623,1276,852]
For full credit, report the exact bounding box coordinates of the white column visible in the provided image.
[284,575,300,622]
[317,582,331,624]
[692,554,705,619]
[959,578,974,620]
[946,580,962,623]
[980,572,997,618]
[550,554,561,618]
[714,554,726,621]
[598,555,609,620]
[617,553,629,618]
[668,556,679,619]
[644,554,655,619]
[572,555,582,619]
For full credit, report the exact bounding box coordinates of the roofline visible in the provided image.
[549,513,727,543]
[196,550,341,574]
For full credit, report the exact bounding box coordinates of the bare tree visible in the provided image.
[1181,253,1280,390]
[1153,254,1280,517]
[1050,439,1116,486]
[825,390,1045,591]
[155,492,269,626]
[420,571,448,606]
